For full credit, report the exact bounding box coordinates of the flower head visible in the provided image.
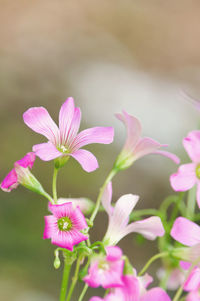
[114,111,180,170]
[1,152,36,192]
[23,98,114,172]
[84,246,124,289]
[170,130,200,207]
[43,202,88,251]
[102,182,165,246]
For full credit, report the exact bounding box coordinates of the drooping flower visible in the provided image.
[114,111,180,170]
[43,202,88,251]
[57,197,94,215]
[1,152,36,192]
[23,97,114,172]
[84,246,124,289]
[102,182,165,246]
[90,272,171,301]
[170,131,200,207]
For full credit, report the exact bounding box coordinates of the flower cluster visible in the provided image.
[2,96,200,301]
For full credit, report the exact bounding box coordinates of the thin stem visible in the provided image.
[59,261,71,301]
[42,191,54,204]
[66,257,81,301]
[138,252,169,276]
[89,168,117,225]
[78,283,88,301]
[186,186,196,220]
[52,167,59,203]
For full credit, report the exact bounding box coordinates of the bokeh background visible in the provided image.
[0,1,200,300]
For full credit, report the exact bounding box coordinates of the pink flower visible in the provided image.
[43,202,88,251]
[114,111,180,170]
[1,152,35,192]
[90,273,171,301]
[23,97,114,172]
[171,217,200,295]
[170,130,200,207]
[57,197,94,215]
[84,246,124,289]
[102,182,165,246]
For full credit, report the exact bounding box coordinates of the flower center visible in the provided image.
[196,164,200,179]
[98,260,110,271]
[60,145,68,153]
[57,217,72,231]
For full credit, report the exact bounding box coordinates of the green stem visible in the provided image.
[89,168,117,225]
[53,167,59,203]
[59,261,71,301]
[186,186,196,219]
[138,252,169,276]
[42,191,54,204]
[66,257,81,301]
[78,283,88,301]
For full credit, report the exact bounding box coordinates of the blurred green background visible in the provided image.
[0,1,200,300]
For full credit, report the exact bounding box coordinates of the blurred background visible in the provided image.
[0,1,200,300]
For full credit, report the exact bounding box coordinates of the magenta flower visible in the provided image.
[23,98,114,172]
[102,182,165,246]
[43,202,88,251]
[90,273,171,301]
[1,152,36,192]
[84,246,124,289]
[114,111,180,170]
[170,131,200,207]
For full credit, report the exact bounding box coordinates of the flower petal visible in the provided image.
[102,182,113,216]
[69,207,88,230]
[197,181,200,208]
[141,288,171,301]
[184,267,200,292]
[66,107,81,145]
[153,150,180,164]
[186,291,200,301]
[51,228,88,251]
[171,217,200,246]
[33,142,62,161]
[16,152,36,168]
[1,169,18,192]
[59,98,76,145]
[124,216,165,240]
[106,246,122,261]
[116,111,142,153]
[23,107,59,144]
[70,149,99,172]
[170,163,196,192]
[48,202,74,219]
[133,137,165,160]
[71,127,114,151]
[183,131,200,162]
[43,215,58,239]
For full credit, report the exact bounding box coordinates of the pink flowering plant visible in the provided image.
[2,97,200,301]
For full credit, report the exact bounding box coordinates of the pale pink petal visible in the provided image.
[133,137,163,160]
[90,298,104,301]
[69,207,88,230]
[153,150,180,164]
[186,291,200,301]
[170,163,196,192]
[106,246,122,261]
[121,275,140,300]
[16,152,36,168]
[59,98,76,145]
[84,262,101,288]
[139,273,153,289]
[66,107,81,144]
[1,169,18,192]
[105,291,124,301]
[33,142,62,161]
[197,182,200,208]
[48,202,74,219]
[184,267,200,292]
[141,288,171,301]
[123,216,165,240]
[101,260,124,289]
[23,107,59,144]
[116,111,142,153]
[102,182,113,216]
[70,149,98,172]
[51,228,88,251]
[171,217,200,246]
[57,197,94,215]
[180,261,191,270]
[183,131,200,162]
[43,215,58,239]
[71,127,114,151]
